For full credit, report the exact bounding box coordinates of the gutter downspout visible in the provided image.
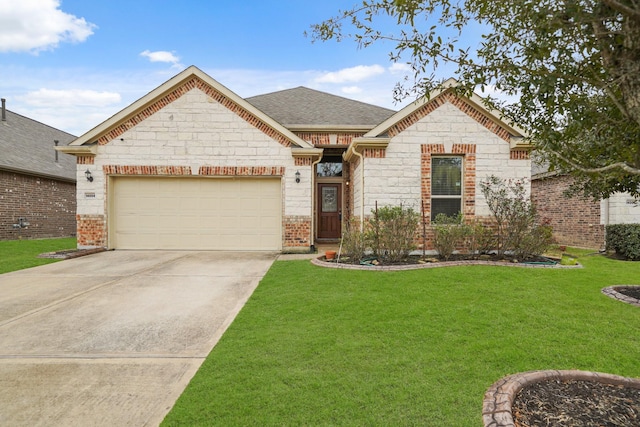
[603,197,610,250]
[349,147,365,231]
[310,156,322,250]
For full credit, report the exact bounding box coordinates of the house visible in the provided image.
[531,166,640,249]
[58,66,531,251]
[0,99,77,240]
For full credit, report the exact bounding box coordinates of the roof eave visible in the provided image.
[286,124,375,133]
[56,145,97,156]
[343,137,391,162]
[365,79,528,139]
[69,66,313,149]
[0,165,76,183]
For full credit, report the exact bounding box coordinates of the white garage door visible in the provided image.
[111,177,282,250]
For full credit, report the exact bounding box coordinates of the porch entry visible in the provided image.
[317,183,342,239]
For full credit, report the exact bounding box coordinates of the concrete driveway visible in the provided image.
[0,250,276,426]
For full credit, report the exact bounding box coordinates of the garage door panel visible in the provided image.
[112,177,282,250]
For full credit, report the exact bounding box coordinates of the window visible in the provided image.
[317,158,343,177]
[431,157,462,220]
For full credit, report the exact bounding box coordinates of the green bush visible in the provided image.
[465,220,496,259]
[606,224,640,260]
[340,218,368,262]
[368,204,420,262]
[432,213,467,261]
[480,175,553,259]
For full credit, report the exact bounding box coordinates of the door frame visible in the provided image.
[315,178,343,241]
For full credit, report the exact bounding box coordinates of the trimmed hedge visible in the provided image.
[606,224,640,260]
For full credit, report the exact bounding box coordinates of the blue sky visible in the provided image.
[0,0,428,136]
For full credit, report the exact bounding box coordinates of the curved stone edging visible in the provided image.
[311,257,582,271]
[602,285,640,307]
[483,370,640,427]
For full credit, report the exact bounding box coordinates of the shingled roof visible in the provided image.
[246,87,396,130]
[0,107,76,182]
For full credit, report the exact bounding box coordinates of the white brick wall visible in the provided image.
[78,88,311,217]
[363,101,530,216]
[602,193,640,224]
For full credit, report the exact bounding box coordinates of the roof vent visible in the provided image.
[1,98,5,121]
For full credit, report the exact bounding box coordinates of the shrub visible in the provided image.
[480,175,552,259]
[514,225,554,260]
[465,220,496,259]
[368,204,420,262]
[432,213,467,261]
[340,218,368,262]
[606,224,640,260]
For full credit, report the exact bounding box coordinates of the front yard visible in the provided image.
[162,250,640,426]
[0,238,76,274]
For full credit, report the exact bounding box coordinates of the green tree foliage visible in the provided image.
[310,0,640,199]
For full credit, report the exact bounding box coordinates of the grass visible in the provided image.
[164,250,639,426]
[0,237,77,274]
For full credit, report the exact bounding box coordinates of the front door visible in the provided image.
[317,183,342,239]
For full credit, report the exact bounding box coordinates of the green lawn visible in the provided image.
[0,238,77,274]
[164,251,639,426]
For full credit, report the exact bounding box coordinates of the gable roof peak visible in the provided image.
[67,65,313,149]
[365,79,527,140]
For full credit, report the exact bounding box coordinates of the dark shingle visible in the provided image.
[246,87,395,128]
[0,109,76,181]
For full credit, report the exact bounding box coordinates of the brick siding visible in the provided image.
[283,216,311,248]
[0,170,76,240]
[76,214,106,247]
[387,92,512,142]
[531,174,605,249]
[294,132,366,146]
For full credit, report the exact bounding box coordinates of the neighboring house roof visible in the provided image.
[246,87,396,131]
[0,108,76,182]
[66,66,314,150]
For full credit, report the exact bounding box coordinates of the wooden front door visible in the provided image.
[317,183,342,239]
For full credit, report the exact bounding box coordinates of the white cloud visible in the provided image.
[341,86,362,95]
[389,63,411,74]
[0,0,95,53]
[19,88,121,107]
[315,65,386,84]
[140,50,180,64]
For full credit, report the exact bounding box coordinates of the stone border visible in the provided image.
[483,370,640,427]
[602,285,640,307]
[38,247,106,260]
[311,257,582,271]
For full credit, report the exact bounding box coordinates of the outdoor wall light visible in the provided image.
[85,169,94,182]
[295,170,301,183]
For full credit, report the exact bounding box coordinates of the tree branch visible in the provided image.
[551,150,640,175]
[602,0,640,21]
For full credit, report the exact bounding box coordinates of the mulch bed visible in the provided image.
[617,287,640,301]
[330,253,557,266]
[512,379,640,426]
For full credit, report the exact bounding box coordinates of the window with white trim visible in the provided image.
[431,156,463,220]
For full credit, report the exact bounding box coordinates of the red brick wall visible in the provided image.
[531,175,605,249]
[0,170,76,240]
[283,216,311,249]
[76,214,106,247]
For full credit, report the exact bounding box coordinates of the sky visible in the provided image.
[0,0,434,136]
